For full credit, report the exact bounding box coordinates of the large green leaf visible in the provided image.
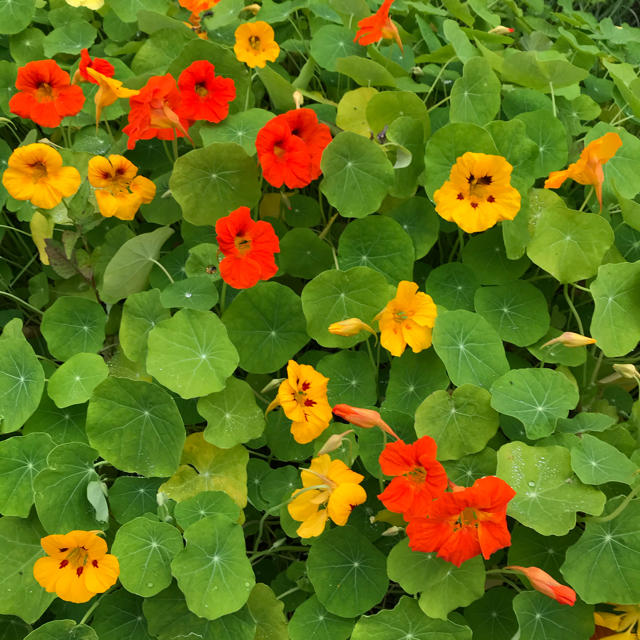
[101,227,174,304]
[501,50,588,91]
[86,377,185,477]
[589,261,640,357]
[426,263,480,312]
[316,350,377,406]
[91,590,153,640]
[335,56,397,88]
[307,526,388,617]
[198,377,265,448]
[0,515,55,623]
[320,132,395,218]
[570,434,637,485]
[23,394,87,445]
[147,309,238,399]
[0,432,53,517]
[464,587,517,640]
[310,25,362,71]
[496,442,605,536]
[109,476,163,524]
[450,57,501,126]
[171,515,255,620]
[490,369,579,439]
[0,0,36,35]
[174,491,241,529]
[109,0,170,22]
[43,21,96,57]
[23,621,97,639]
[351,597,471,640]
[515,110,568,178]
[301,267,392,348]
[170,143,261,226]
[288,596,354,640]
[200,109,273,156]
[47,353,108,408]
[247,583,289,640]
[432,309,509,389]
[222,282,309,374]
[112,516,183,597]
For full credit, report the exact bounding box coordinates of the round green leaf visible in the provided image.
[119,289,171,363]
[526,207,614,283]
[198,377,266,448]
[512,592,594,640]
[91,590,153,640]
[501,50,588,91]
[486,119,539,181]
[336,87,377,137]
[41,297,106,361]
[43,21,96,57]
[279,228,333,280]
[246,583,288,640]
[301,266,392,349]
[320,132,395,219]
[0,432,53,517]
[47,353,108,408]
[496,441,606,536]
[33,442,102,533]
[443,448,497,486]
[174,491,241,530]
[570,434,637,485]
[284,194,322,228]
[222,282,309,374]
[589,261,640,357]
[0,0,35,35]
[289,595,354,640]
[170,143,261,226]
[338,216,414,284]
[0,330,44,433]
[335,56,397,88]
[450,57,501,126]
[464,587,517,640]
[474,282,550,347]
[316,350,377,406]
[351,596,471,640]
[147,309,239,398]
[384,197,439,260]
[23,621,97,640]
[199,109,273,155]
[432,309,509,389]
[415,384,499,460]
[307,526,388,617]
[490,369,579,440]
[112,516,183,597]
[160,276,219,311]
[366,91,430,138]
[23,394,87,445]
[171,514,255,620]
[86,377,185,477]
[109,476,164,524]
[310,25,362,71]
[425,263,479,311]
[0,615,31,639]
[515,110,568,178]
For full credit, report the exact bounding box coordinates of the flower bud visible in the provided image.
[333,404,400,440]
[507,566,576,606]
[613,363,640,380]
[489,25,515,34]
[328,317,377,338]
[542,332,596,348]
[317,430,354,456]
[293,90,304,109]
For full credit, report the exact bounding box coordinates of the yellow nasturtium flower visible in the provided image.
[594,604,640,639]
[288,454,367,538]
[86,67,140,126]
[233,21,280,68]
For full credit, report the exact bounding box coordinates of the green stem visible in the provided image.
[219,281,228,313]
[0,291,43,315]
[244,72,255,111]
[589,484,640,523]
[171,136,179,162]
[563,283,584,335]
[0,224,31,237]
[318,212,338,240]
[276,586,301,600]
[149,259,174,284]
[549,81,556,118]
[79,589,110,625]
[578,186,594,212]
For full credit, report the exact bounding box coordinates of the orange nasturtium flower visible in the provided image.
[375,280,437,357]
[594,605,640,639]
[288,454,367,538]
[545,132,623,210]
[2,143,81,210]
[354,0,403,50]
[506,566,576,606]
[88,155,156,220]
[277,360,332,444]
[178,0,220,16]
[433,152,521,233]
[33,530,120,603]
[234,21,280,69]
[86,67,139,126]
[75,48,114,84]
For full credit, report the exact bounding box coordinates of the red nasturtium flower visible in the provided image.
[10,60,85,128]
[354,0,403,51]
[506,566,576,606]
[215,206,279,289]
[177,60,236,123]
[75,48,115,84]
[122,74,192,150]
[255,108,332,189]
[406,476,516,567]
[378,437,448,516]
[178,0,220,16]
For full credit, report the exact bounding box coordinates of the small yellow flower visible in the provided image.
[288,454,367,538]
[433,152,521,233]
[277,360,333,444]
[2,143,81,210]
[33,530,119,603]
[234,21,280,69]
[375,281,437,357]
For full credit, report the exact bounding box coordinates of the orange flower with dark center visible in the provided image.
[281,108,332,179]
[33,530,119,603]
[75,48,115,84]
[215,206,279,289]
[433,152,521,233]
[122,74,192,150]
[545,132,622,210]
[378,436,448,516]
[177,60,236,123]
[354,0,403,51]
[406,476,516,567]
[10,60,85,128]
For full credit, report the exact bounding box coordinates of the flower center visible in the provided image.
[467,173,493,196]
[30,161,48,180]
[393,309,409,323]
[249,35,261,50]
[295,381,316,408]
[234,234,252,256]
[195,82,208,97]
[407,466,427,485]
[457,507,479,529]
[58,546,90,576]
[36,82,54,102]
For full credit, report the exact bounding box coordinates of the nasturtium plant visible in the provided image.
[3,0,640,636]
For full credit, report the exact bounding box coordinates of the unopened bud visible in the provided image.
[333,404,400,440]
[242,3,261,14]
[293,90,304,109]
[317,430,354,455]
[541,332,596,348]
[613,363,640,380]
[328,317,377,338]
[489,25,515,35]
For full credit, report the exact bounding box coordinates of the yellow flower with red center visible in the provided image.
[86,67,140,126]
[433,152,521,233]
[375,281,437,357]
[2,143,81,210]
[88,154,156,220]
[33,530,120,603]
[545,132,622,211]
[288,454,367,538]
[234,21,280,68]
[277,360,333,444]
